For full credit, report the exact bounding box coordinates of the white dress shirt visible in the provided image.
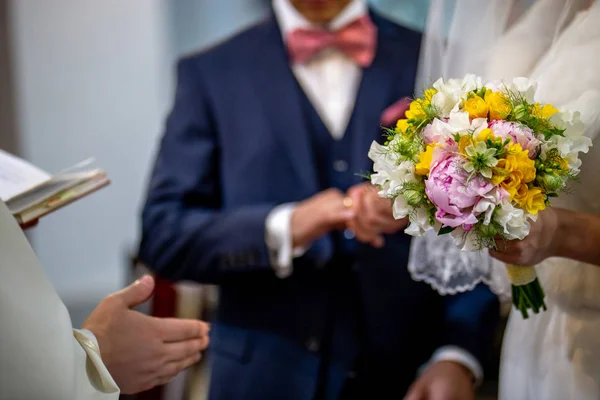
[265,0,483,383]
[266,0,365,278]
[0,201,119,399]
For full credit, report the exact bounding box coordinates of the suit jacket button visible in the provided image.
[306,337,320,352]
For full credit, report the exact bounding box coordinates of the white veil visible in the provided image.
[407,0,589,299]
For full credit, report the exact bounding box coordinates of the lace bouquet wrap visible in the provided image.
[369,74,590,318]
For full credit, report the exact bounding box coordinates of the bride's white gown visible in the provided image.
[486,2,600,399]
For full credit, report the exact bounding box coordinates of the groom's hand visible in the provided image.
[404,361,475,400]
[83,275,210,394]
[291,188,355,248]
[346,182,408,248]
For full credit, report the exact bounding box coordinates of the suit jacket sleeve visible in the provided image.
[0,202,119,400]
[442,283,500,368]
[139,59,276,284]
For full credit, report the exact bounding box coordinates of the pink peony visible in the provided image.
[489,120,541,158]
[425,150,495,228]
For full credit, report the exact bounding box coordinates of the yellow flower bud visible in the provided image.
[404,189,422,206]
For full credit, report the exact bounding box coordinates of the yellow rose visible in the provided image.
[405,99,427,120]
[484,91,511,120]
[463,95,489,119]
[476,128,496,143]
[396,119,409,134]
[533,103,559,119]
[522,187,547,215]
[415,145,435,176]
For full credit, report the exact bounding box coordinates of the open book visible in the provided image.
[0,149,109,225]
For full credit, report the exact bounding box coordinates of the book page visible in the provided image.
[6,170,102,214]
[0,149,51,201]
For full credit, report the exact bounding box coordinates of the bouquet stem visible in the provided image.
[505,264,547,319]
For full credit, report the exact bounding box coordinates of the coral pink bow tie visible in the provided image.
[287,15,377,67]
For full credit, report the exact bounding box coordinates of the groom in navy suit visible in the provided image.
[139,0,499,399]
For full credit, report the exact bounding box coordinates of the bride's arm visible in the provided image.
[490,207,600,266]
[556,209,600,265]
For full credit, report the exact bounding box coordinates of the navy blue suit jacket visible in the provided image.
[139,10,499,399]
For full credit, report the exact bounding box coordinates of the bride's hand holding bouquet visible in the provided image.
[369,74,591,318]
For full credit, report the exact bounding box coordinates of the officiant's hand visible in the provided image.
[346,182,408,248]
[404,361,475,400]
[83,275,210,394]
[291,188,355,248]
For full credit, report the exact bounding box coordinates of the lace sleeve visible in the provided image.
[408,232,512,301]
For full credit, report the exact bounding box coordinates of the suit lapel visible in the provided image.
[347,32,403,180]
[251,16,319,194]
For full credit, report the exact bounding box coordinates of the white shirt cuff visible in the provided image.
[265,203,307,278]
[427,346,483,386]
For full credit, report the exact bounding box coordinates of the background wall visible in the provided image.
[7,0,174,324]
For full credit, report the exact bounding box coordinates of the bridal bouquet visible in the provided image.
[369,74,590,318]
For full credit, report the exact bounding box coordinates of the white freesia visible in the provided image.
[473,187,506,225]
[429,112,487,141]
[511,77,537,102]
[368,141,396,194]
[392,195,411,219]
[546,110,592,172]
[368,141,418,198]
[461,74,485,93]
[486,77,537,102]
[493,202,531,240]
[405,207,434,236]
[451,226,480,251]
[432,78,464,117]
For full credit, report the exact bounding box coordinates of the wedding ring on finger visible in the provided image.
[343,197,353,208]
